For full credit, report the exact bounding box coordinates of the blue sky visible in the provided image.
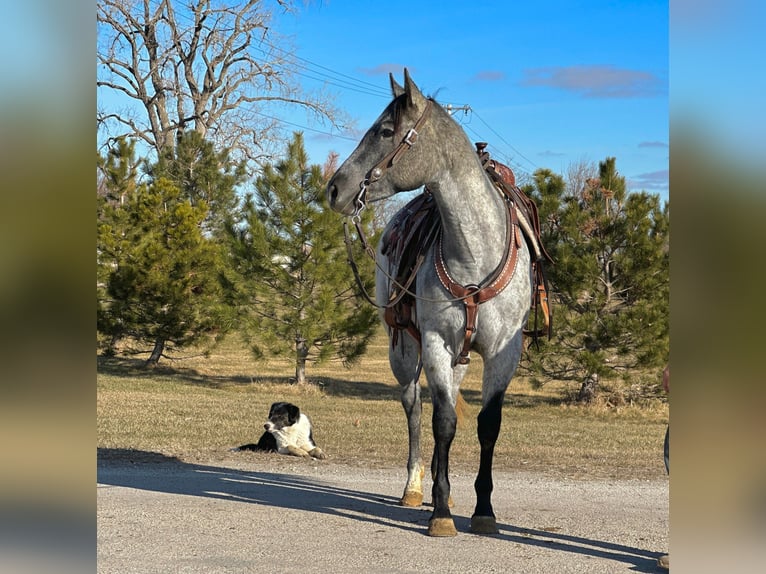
[278,0,669,200]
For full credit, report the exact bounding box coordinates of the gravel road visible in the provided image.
[97,454,668,574]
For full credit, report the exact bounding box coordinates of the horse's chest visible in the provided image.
[381,192,524,365]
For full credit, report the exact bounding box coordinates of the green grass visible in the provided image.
[97,328,668,480]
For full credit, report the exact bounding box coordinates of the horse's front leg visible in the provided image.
[400,375,425,506]
[471,391,504,533]
[390,338,425,507]
[470,326,523,534]
[428,384,459,536]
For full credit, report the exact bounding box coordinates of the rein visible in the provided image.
[345,197,517,309]
[345,96,454,309]
[343,210,455,309]
[345,191,522,366]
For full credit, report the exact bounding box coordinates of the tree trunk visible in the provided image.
[102,333,120,357]
[146,337,165,368]
[295,335,308,385]
[578,373,599,403]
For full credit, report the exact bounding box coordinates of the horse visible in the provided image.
[326,69,533,537]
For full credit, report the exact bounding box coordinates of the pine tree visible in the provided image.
[149,130,246,238]
[523,157,669,401]
[97,137,143,354]
[226,133,378,384]
[97,137,234,366]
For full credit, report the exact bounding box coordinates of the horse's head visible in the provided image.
[327,69,435,216]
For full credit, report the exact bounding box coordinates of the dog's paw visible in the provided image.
[287,446,311,458]
[309,447,326,460]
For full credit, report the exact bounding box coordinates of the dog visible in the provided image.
[233,401,325,459]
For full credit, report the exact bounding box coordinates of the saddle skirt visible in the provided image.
[380,190,440,349]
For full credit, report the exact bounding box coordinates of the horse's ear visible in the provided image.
[403,67,425,108]
[390,73,404,97]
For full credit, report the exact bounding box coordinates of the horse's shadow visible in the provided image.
[97,448,427,534]
[98,449,664,572]
[489,521,663,572]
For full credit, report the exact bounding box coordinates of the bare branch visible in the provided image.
[98,0,342,168]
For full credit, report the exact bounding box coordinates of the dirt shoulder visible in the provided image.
[97,453,668,574]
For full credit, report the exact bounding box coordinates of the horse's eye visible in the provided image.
[380,128,395,138]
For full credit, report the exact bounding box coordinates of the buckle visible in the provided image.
[403,128,418,146]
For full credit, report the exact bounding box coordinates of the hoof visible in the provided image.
[428,517,458,537]
[470,515,498,534]
[400,490,423,507]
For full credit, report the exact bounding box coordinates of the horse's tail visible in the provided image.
[455,391,468,427]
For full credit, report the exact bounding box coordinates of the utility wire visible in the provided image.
[469,109,538,173]
[125,2,538,168]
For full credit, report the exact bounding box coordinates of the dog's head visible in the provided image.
[263,402,301,432]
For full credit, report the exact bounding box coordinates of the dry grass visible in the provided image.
[97,328,669,480]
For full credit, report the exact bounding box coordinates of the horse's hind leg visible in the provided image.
[390,337,425,507]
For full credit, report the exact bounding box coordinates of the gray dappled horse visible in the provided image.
[326,70,532,537]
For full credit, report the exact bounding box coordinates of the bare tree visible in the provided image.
[97,0,345,165]
[565,156,598,199]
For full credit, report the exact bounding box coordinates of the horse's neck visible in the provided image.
[429,160,508,276]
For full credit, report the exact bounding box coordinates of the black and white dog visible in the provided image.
[233,401,325,459]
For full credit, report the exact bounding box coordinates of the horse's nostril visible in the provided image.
[329,184,338,205]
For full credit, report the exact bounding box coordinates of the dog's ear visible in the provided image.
[269,401,287,417]
[286,403,300,424]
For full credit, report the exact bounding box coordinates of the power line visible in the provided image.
[156,1,391,99]
[112,2,540,170]
[469,109,538,173]
[249,44,391,99]
[447,108,533,179]
[237,103,360,143]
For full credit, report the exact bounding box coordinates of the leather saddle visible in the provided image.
[380,145,553,359]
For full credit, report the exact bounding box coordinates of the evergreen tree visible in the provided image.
[523,157,670,401]
[226,133,378,384]
[97,136,143,208]
[97,138,233,366]
[97,137,142,353]
[149,130,246,238]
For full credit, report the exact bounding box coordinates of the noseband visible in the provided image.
[353,99,433,217]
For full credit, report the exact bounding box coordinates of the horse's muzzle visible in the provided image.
[326,178,358,216]
[327,181,340,209]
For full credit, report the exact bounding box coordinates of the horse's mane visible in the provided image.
[392,94,408,134]
[392,92,440,135]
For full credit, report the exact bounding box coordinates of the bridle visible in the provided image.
[352,98,433,218]
[344,96,457,309]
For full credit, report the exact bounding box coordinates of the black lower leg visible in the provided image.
[474,393,504,518]
[431,399,457,519]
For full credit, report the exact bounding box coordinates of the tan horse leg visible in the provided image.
[400,464,425,506]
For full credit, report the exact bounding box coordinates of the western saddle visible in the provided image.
[380,143,553,364]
